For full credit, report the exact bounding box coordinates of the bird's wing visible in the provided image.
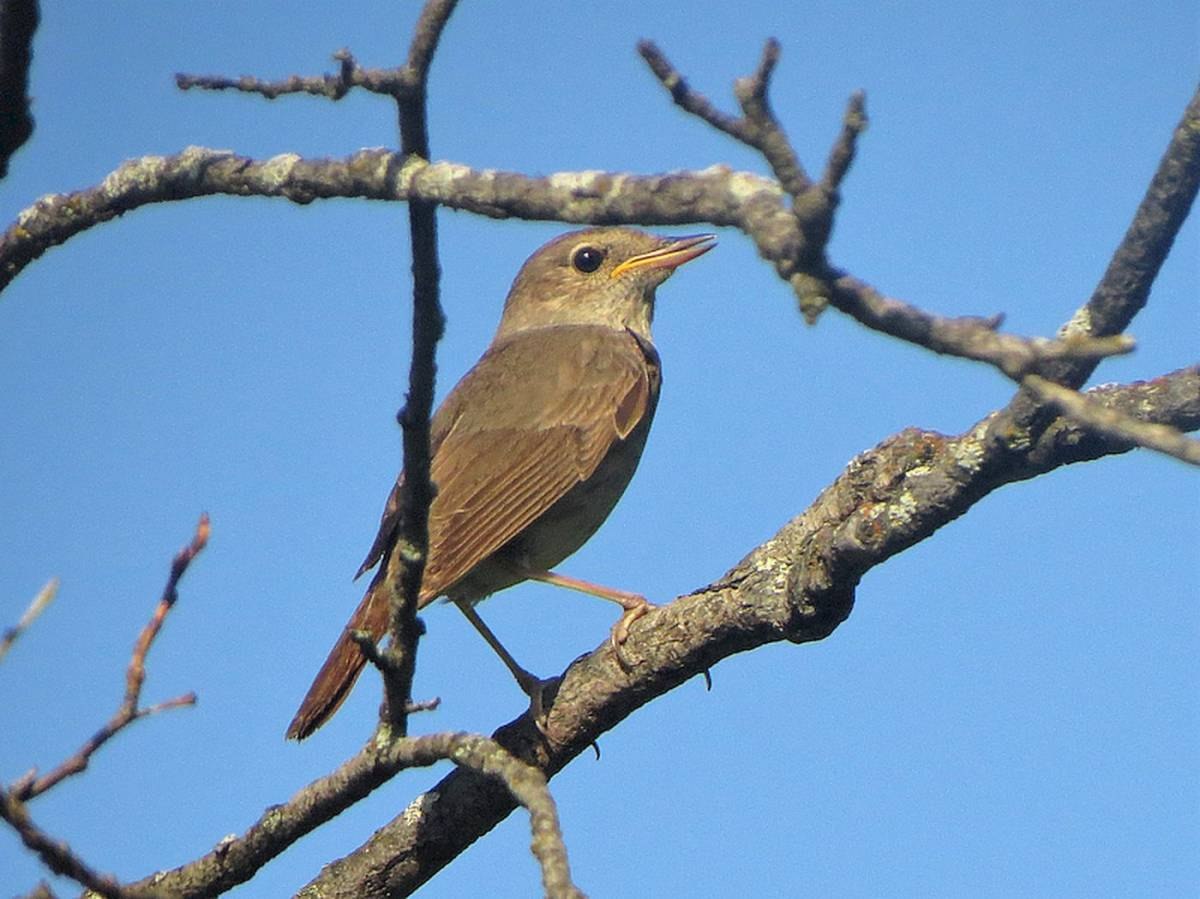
[356,325,659,603]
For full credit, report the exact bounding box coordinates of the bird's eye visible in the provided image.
[571,245,605,274]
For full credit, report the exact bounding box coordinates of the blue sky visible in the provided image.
[1,3,1197,897]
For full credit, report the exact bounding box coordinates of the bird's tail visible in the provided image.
[286,574,390,740]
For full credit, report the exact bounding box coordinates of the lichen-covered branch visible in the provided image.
[0,151,1147,391]
[302,364,1200,896]
[1023,374,1200,466]
[0,149,780,292]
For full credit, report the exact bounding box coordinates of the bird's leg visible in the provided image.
[520,568,655,666]
[452,599,555,723]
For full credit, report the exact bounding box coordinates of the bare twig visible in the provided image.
[0,0,38,178]
[176,49,360,100]
[444,734,582,899]
[0,786,128,898]
[10,515,208,801]
[828,274,1137,378]
[639,38,813,197]
[1023,374,1200,466]
[637,39,755,143]
[0,577,58,662]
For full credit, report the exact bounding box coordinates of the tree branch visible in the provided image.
[0,787,127,899]
[991,84,1200,447]
[9,515,208,802]
[1022,374,1200,466]
[0,151,1144,392]
[304,365,1200,895]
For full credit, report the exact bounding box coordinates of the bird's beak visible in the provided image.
[609,233,716,279]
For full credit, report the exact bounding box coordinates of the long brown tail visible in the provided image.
[286,575,390,740]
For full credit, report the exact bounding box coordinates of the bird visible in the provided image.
[286,226,715,740]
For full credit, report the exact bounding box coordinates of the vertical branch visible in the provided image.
[378,0,458,733]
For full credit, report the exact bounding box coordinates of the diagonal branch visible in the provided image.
[303,365,1200,896]
[9,515,208,802]
[990,84,1200,447]
[638,38,815,197]
[0,787,127,899]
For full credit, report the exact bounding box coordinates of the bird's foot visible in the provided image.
[610,596,655,670]
[513,667,559,734]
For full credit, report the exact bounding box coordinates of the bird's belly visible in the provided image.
[448,421,651,604]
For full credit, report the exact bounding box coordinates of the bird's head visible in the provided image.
[495,227,715,342]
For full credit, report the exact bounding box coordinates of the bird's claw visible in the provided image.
[609,598,655,670]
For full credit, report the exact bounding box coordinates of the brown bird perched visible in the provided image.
[287,227,715,740]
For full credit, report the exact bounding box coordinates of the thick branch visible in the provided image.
[304,366,1200,895]
[0,149,783,293]
[1053,85,1200,379]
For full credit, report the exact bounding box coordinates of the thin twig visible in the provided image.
[1023,374,1200,466]
[445,734,581,899]
[639,37,814,197]
[176,49,410,101]
[0,577,58,662]
[828,274,1137,378]
[822,91,868,192]
[10,515,208,801]
[637,40,753,143]
[0,786,128,898]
